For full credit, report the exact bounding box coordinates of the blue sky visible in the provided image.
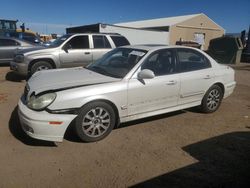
[1,0,249,34]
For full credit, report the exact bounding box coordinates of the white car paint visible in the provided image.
[18,45,236,142]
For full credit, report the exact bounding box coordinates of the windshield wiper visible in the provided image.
[88,66,121,78]
[90,66,109,75]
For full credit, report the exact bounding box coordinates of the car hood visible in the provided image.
[17,46,54,55]
[27,67,120,94]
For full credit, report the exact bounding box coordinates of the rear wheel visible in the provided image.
[30,61,53,75]
[200,85,223,113]
[75,101,116,142]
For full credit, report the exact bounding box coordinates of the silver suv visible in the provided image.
[10,33,129,76]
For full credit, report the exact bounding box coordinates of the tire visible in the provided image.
[30,61,53,75]
[200,85,223,113]
[75,101,116,142]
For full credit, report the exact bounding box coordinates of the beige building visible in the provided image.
[117,13,225,50]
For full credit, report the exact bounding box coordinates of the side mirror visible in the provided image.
[138,69,155,80]
[63,43,72,53]
[34,39,40,44]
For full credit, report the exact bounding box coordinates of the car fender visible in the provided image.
[28,54,60,68]
[47,82,128,118]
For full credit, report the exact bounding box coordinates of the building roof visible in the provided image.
[116,13,203,28]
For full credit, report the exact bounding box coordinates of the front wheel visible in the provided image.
[30,61,53,75]
[75,101,116,142]
[200,85,223,113]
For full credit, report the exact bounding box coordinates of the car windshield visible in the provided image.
[86,48,147,78]
[49,34,72,47]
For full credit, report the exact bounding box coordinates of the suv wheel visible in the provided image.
[30,61,53,75]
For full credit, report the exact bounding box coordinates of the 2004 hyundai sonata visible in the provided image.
[18,45,236,142]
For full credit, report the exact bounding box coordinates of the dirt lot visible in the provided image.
[0,65,249,188]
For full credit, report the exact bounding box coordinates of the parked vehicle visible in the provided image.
[0,37,36,65]
[7,31,42,44]
[241,47,250,63]
[67,23,169,46]
[10,33,130,76]
[18,45,236,142]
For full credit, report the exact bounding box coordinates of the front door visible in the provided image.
[127,49,180,116]
[59,35,92,68]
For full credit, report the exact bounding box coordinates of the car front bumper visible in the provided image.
[18,98,77,142]
[10,61,28,76]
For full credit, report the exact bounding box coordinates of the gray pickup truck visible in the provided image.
[10,33,129,76]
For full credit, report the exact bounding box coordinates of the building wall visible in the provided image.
[101,24,169,45]
[169,14,224,50]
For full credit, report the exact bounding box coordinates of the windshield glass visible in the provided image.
[49,34,72,47]
[86,48,147,78]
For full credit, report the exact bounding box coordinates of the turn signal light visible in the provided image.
[49,121,63,125]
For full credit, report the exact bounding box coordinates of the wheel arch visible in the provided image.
[213,82,225,97]
[28,58,56,72]
[80,99,120,128]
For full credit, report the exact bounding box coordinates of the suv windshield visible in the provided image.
[86,48,147,78]
[49,34,72,47]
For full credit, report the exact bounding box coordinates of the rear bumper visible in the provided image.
[224,81,236,98]
[18,98,77,142]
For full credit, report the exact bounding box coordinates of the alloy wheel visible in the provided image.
[81,107,111,138]
[36,65,50,71]
[207,89,221,111]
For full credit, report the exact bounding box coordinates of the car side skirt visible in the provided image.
[120,101,201,123]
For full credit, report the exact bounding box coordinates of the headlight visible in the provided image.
[14,54,24,63]
[27,93,56,110]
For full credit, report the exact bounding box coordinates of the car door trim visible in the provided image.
[180,91,204,98]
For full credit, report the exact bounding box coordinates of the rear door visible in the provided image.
[0,39,20,64]
[91,35,113,62]
[176,48,215,104]
[59,35,92,68]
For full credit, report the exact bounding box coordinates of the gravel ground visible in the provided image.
[0,64,249,188]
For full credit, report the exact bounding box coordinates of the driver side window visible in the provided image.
[66,36,89,49]
[141,50,176,76]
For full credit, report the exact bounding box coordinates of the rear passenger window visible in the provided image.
[0,39,19,46]
[93,35,111,49]
[67,36,89,49]
[177,49,211,72]
[110,36,130,47]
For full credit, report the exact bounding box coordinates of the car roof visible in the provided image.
[121,44,203,52]
[0,36,22,42]
[0,36,35,45]
[68,33,122,36]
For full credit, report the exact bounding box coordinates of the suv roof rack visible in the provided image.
[67,32,121,36]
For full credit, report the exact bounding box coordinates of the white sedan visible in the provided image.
[18,45,236,142]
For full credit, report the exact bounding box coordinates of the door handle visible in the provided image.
[166,80,177,85]
[85,52,90,55]
[203,75,211,79]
